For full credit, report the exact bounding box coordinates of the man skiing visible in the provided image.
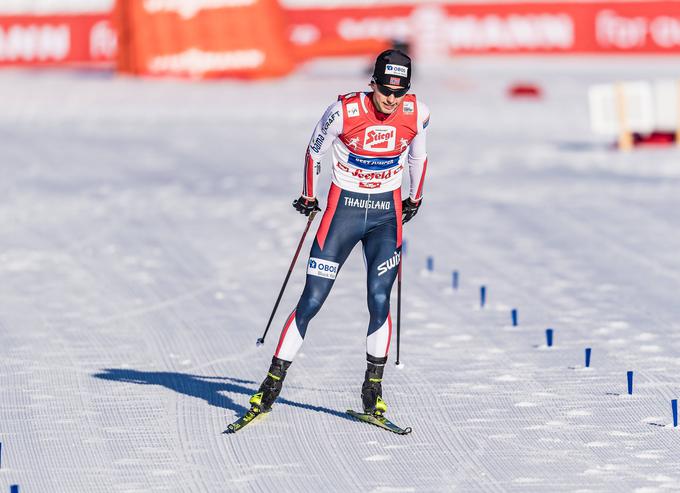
[248,49,429,422]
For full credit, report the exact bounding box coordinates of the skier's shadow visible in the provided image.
[93,369,353,422]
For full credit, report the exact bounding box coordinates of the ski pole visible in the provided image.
[395,256,402,366]
[256,209,319,346]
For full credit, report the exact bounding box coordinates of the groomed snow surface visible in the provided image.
[1,57,680,492]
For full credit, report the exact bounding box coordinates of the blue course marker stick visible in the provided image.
[426,256,434,272]
[452,271,459,290]
[585,348,592,368]
[480,286,486,308]
[511,309,518,326]
[402,239,408,256]
[672,399,678,427]
[627,371,634,395]
[546,328,553,347]
[11,486,19,493]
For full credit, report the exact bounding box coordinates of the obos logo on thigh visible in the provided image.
[308,257,339,280]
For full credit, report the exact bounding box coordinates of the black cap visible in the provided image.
[372,49,411,88]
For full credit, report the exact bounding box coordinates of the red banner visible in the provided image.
[0,14,116,66]
[285,2,680,58]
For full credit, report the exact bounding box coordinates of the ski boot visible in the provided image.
[249,356,291,414]
[361,355,388,416]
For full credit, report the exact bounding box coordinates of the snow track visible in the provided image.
[1,58,680,491]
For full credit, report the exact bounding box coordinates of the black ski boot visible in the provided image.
[361,354,388,416]
[249,356,291,414]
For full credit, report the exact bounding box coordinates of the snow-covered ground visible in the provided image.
[1,57,680,492]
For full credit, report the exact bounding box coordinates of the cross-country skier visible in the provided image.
[250,49,429,419]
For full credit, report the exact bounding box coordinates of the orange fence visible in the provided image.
[114,0,295,78]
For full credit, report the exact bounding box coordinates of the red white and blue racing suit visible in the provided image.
[274,91,429,362]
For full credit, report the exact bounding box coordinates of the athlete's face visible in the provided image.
[370,82,407,115]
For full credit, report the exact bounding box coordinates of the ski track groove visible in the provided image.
[392,330,506,492]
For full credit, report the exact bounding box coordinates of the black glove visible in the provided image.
[402,198,421,224]
[293,196,321,216]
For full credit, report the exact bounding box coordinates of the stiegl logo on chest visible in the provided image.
[363,126,396,152]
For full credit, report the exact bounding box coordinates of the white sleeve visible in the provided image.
[302,101,343,198]
[407,100,429,202]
